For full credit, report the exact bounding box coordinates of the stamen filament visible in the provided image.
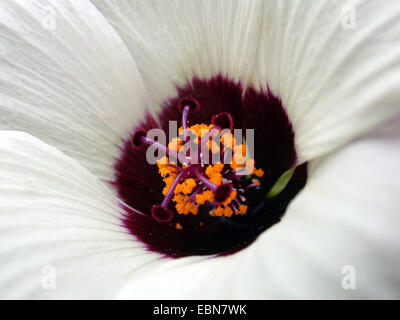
[161,171,186,208]
[186,185,203,203]
[141,136,190,164]
[182,105,190,142]
[195,170,218,192]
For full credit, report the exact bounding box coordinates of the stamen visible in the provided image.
[178,97,200,113]
[193,169,233,204]
[181,105,190,142]
[178,98,200,161]
[151,171,186,222]
[160,171,186,208]
[195,170,219,191]
[131,129,147,148]
[151,205,174,223]
[211,112,233,131]
[186,186,203,203]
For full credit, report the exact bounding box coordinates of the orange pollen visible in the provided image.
[155,121,264,218]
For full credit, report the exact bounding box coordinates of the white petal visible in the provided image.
[0,0,149,181]
[0,131,158,299]
[117,128,400,299]
[92,0,264,107]
[253,0,400,162]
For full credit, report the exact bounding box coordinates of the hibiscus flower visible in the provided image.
[0,0,399,299]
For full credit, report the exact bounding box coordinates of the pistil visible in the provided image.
[132,97,265,222]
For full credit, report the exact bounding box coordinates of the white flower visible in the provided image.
[0,0,400,299]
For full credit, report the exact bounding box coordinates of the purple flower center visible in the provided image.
[113,75,307,258]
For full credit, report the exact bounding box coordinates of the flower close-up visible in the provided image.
[0,0,400,300]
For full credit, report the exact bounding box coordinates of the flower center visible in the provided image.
[133,99,266,227]
[115,75,308,258]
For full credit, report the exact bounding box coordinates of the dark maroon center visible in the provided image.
[113,75,307,258]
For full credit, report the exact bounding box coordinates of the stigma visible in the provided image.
[132,97,264,224]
